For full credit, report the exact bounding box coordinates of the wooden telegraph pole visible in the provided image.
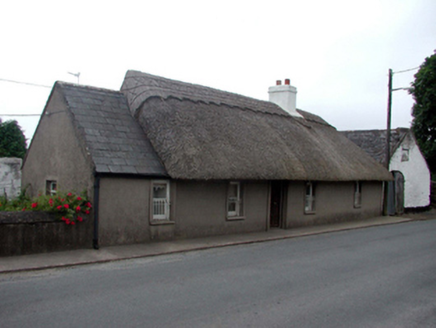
[386,68,393,169]
[383,69,393,215]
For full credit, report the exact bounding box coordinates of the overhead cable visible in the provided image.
[0,78,51,88]
[0,114,41,116]
[393,66,420,74]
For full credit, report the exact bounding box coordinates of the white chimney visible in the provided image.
[268,79,303,118]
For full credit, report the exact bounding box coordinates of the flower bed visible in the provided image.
[0,191,92,225]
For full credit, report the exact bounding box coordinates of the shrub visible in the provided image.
[0,191,92,225]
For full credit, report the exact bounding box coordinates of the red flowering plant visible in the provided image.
[21,191,92,225]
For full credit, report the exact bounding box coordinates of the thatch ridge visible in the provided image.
[121,70,287,117]
[296,109,331,126]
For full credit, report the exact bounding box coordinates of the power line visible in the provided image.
[0,78,49,116]
[0,114,41,116]
[393,66,420,74]
[0,78,51,88]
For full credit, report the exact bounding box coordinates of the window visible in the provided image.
[152,181,170,220]
[46,180,57,196]
[227,182,243,218]
[354,181,362,208]
[304,182,316,213]
[401,147,409,162]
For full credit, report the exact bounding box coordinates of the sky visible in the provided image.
[0,0,435,143]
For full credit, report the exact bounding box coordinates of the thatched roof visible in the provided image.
[57,82,167,176]
[341,129,409,166]
[121,71,391,181]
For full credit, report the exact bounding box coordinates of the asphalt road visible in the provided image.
[1,220,435,328]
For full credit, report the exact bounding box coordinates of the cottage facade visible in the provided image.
[22,72,391,248]
[342,129,431,211]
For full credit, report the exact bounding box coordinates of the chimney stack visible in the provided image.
[268,79,303,118]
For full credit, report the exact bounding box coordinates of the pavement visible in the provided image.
[0,214,430,274]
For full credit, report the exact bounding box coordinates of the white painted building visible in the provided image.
[341,128,431,210]
[389,131,430,208]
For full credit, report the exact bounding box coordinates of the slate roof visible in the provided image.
[57,82,167,176]
[121,71,392,181]
[341,128,409,166]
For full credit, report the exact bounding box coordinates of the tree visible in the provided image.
[409,51,436,175]
[0,120,27,158]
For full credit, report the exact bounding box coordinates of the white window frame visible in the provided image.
[304,182,316,214]
[227,181,243,218]
[354,181,362,208]
[46,180,57,196]
[152,180,170,220]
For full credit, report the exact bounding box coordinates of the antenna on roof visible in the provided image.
[67,72,80,84]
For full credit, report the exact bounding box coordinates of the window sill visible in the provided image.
[304,211,316,215]
[150,219,175,226]
[354,205,362,209]
[226,216,245,221]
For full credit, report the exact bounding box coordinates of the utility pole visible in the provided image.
[386,69,393,169]
[383,69,393,216]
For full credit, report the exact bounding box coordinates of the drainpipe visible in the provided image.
[93,174,100,250]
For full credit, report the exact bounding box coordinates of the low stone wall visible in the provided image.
[0,211,93,257]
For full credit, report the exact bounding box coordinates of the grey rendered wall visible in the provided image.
[98,179,268,245]
[174,180,268,238]
[98,177,152,246]
[21,87,94,197]
[97,179,383,246]
[286,181,383,228]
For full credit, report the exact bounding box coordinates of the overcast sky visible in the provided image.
[1,0,435,142]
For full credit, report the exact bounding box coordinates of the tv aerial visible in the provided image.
[67,72,81,84]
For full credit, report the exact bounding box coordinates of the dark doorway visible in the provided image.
[270,181,285,228]
[393,171,405,215]
[387,171,405,215]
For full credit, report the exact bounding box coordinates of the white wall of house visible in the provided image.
[0,158,22,199]
[389,134,430,208]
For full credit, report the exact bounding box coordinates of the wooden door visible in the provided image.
[270,181,283,228]
[393,171,405,215]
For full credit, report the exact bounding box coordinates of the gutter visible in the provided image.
[93,174,100,250]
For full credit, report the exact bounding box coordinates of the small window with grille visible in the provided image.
[46,180,57,196]
[354,181,362,208]
[227,182,243,218]
[152,181,170,220]
[304,182,316,214]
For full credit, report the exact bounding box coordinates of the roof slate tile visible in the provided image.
[111,158,127,165]
[95,164,110,173]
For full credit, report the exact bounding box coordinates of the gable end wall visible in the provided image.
[389,133,431,208]
[22,87,94,198]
